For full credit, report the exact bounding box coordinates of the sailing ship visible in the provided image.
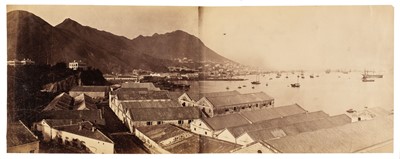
[251,74,261,85]
[362,70,383,78]
[291,77,301,88]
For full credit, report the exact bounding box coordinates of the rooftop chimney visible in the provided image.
[78,123,83,131]
[91,126,96,132]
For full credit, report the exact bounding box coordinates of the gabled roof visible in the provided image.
[43,93,98,111]
[70,86,110,93]
[39,110,104,124]
[273,104,307,117]
[205,92,274,108]
[265,115,394,153]
[43,119,82,127]
[7,121,39,147]
[120,101,180,111]
[121,82,160,91]
[227,111,330,138]
[136,124,191,143]
[129,107,201,121]
[239,104,306,123]
[202,113,251,131]
[247,114,352,141]
[43,92,73,111]
[136,124,241,153]
[187,90,241,101]
[73,93,97,110]
[54,121,113,143]
[116,90,171,100]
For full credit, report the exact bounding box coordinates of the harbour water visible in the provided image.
[182,71,393,116]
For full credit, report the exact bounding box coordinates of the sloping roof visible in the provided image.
[54,121,113,143]
[73,94,97,110]
[43,93,98,111]
[39,110,104,124]
[129,107,201,121]
[121,82,160,91]
[70,86,110,93]
[120,101,180,111]
[43,92,73,111]
[137,124,240,153]
[136,124,191,143]
[273,104,307,117]
[7,121,39,147]
[248,114,352,141]
[187,90,241,101]
[265,116,394,153]
[199,135,242,153]
[168,92,185,101]
[240,108,282,123]
[43,119,82,127]
[202,113,251,131]
[205,92,274,108]
[117,90,171,100]
[227,111,329,138]
[240,104,306,123]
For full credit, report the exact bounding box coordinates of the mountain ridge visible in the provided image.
[7,10,235,73]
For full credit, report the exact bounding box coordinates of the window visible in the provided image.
[30,150,35,153]
[208,109,211,113]
[194,128,196,131]
[257,150,262,153]
[188,120,192,124]
[178,120,183,124]
[146,121,152,125]
[157,121,162,125]
[199,123,202,126]
[225,109,229,112]
[205,132,207,135]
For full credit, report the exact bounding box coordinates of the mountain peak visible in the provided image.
[57,18,83,28]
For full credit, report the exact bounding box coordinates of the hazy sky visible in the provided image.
[7,5,393,71]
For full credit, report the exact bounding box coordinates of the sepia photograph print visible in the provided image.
[4,4,395,156]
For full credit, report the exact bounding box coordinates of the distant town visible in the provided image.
[7,59,393,153]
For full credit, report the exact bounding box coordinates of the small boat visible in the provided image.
[362,77,374,82]
[238,86,242,89]
[291,83,300,88]
[286,76,288,78]
[310,75,314,78]
[266,83,268,86]
[252,86,255,89]
[226,87,229,90]
[301,76,305,79]
[346,109,356,113]
[243,85,246,87]
[269,78,273,80]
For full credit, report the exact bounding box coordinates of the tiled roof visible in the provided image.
[265,115,393,153]
[43,93,98,111]
[240,104,306,123]
[187,90,241,101]
[43,92,73,111]
[202,113,251,131]
[73,94,97,110]
[39,110,104,125]
[54,121,113,143]
[120,101,180,111]
[198,135,241,153]
[116,90,171,100]
[247,114,352,141]
[121,82,160,91]
[137,124,240,153]
[43,119,82,127]
[129,107,200,121]
[70,86,110,92]
[240,108,282,123]
[205,92,274,108]
[227,111,329,138]
[136,124,191,143]
[273,104,307,117]
[7,121,39,147]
